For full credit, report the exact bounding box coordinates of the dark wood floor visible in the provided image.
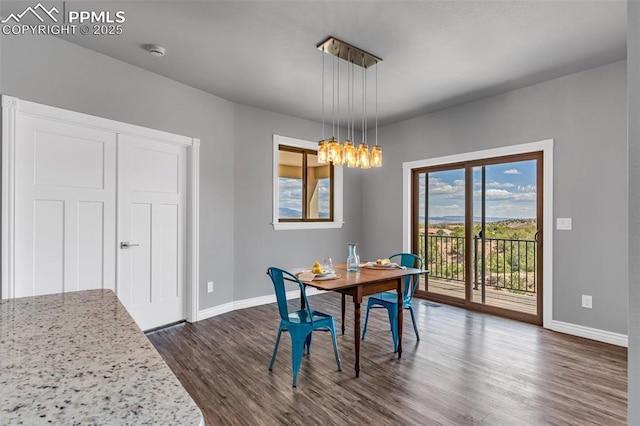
[147,293,627,425]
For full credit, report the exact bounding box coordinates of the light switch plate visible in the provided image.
[557,218,572,230]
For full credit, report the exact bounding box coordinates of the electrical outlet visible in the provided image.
[207,281,214,293]
[582,294,592,309]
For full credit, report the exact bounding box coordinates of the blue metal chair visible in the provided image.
[361,253,424,352]
[266,267,342,387]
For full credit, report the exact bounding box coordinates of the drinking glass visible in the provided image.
[322,257,333,272]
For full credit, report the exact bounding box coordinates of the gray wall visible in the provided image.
[0,26,3,95]
[0,34,236,309]
[0,35,362,309]
[628,0,639,422]
[233,104,362,300]
[362,60,628,335]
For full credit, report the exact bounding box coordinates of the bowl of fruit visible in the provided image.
[311,261,334,277]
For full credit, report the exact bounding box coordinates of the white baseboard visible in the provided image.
[197,301,235,320]
[547,320,628,347]
[198,294,628,348]
[197,288,326,321]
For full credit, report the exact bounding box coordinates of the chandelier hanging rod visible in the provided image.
[316,36,382,69]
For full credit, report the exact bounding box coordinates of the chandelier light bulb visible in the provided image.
[371,145,382,168]
[358,143,371,169]
[344,140,357,168]
[317,140,329,164]
[328,137,340,163]
[333,143,344,166]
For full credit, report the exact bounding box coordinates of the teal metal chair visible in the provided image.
[267,267,342,387]
[361,253,424,352]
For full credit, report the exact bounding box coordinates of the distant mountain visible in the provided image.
[423,215,522,224]
[425,215,465,224]
[279,207,302,219]
[279,207,330,219]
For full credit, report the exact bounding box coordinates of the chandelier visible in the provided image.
[316,37,382,169]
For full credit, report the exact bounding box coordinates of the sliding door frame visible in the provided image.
[411,161,468,306]
[411,152,543,324]
[402,140,554,328]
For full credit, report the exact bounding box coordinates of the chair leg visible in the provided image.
[269,328,283,371]
[341,293,346,335]
[305,333,312,355]
[409,306,420,341]
[362,300,372,340]
[387,307,399,353]
[329,320,342,371]
[291,338,306,387]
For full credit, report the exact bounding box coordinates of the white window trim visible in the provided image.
[401,139,553,329]
[272,134,343,230]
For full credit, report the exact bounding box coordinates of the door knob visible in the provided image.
[120,241,140,249]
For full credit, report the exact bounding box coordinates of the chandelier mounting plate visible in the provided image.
[316,36,382,68]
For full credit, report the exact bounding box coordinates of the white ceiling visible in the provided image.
[3,1,627,126]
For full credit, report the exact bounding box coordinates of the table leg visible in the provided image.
[397,277,403,359]
[300,287,305,310]
[354,300,361,377]
[341,293,346,335]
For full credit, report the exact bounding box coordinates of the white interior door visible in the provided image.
[5,97,197,330]
[117,135,187,330]
[13,115,117,297]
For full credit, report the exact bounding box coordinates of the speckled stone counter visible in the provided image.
[0,290,203,425]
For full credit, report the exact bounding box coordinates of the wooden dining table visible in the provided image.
[296,263,425,377]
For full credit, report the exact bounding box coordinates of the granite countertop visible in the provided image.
[0,290,203,425]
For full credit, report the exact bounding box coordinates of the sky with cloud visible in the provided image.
[419,160,537,220]
[279,178,330,217]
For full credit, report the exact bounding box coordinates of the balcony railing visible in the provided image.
[418,234,537,295]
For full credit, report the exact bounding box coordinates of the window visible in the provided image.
[273,135,343,230]
[278,147,332,221]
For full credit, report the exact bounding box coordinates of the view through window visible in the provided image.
[278,145,333,221]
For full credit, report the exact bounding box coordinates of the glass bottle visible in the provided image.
[347,243,360,272]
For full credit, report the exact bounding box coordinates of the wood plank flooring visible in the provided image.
[147,293,627,425]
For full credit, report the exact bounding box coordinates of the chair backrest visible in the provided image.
[389,253,423,302]
[267,267,312,322]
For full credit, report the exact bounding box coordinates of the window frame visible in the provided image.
[277,145,334,223]
[272,134,343,230]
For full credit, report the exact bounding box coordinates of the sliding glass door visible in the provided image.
[413,152,543,324]
[415,165,466,301]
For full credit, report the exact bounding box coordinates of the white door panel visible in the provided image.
[131,148,180,194]
[33,131,106,189]
[118,135,186,330]
[32,200,64,296]
[129,203,152,307]
[14,115,116,298]
[77,201,106,290]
